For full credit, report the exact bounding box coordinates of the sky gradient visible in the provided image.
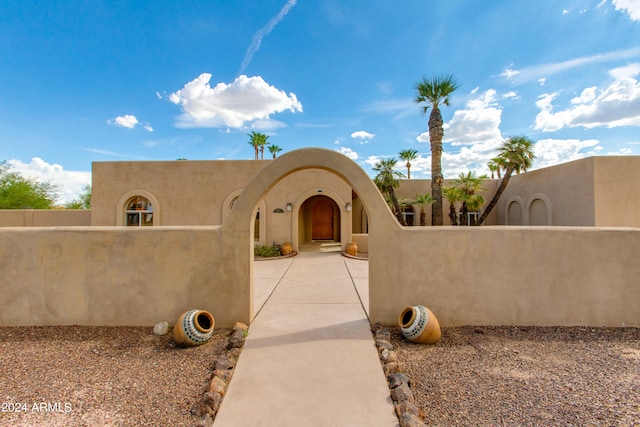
[2,1,640,203]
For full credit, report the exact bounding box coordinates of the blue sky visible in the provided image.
[2,1,640,203]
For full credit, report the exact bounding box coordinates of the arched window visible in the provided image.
[125,196,154,226]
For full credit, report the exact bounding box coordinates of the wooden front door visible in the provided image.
[312,199,334,240]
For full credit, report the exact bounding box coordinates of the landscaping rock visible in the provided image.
[376,339,394,352]
[213,355,234,371]
[226,347,242,361]
[233,322,249,332]
[395,401,420,417]
[384,361,401,376]
[228,329,246,349]
[191,414,214,427]
[190,391,222,417]
[391,382,414,404]
[380,348,398,363]
[153,321,169,336]
[387,373,410,389]
[213,369,233,382]
[400,412,426,427]
[375,328,391,341]
[208,375,227,396]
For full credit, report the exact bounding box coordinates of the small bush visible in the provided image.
[254,245,281,257]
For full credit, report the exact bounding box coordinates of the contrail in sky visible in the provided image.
[237,0,297,76]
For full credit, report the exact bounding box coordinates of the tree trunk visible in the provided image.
[406,162,411,180]
[448,203,458,226]
[429,107,444,226]
[476,168,513,225]
[388,185,407,226]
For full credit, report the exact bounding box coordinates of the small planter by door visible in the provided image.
[173,309,215,347]
[346,242,358,256]
[398,305,441,344]
[281,242,293,256]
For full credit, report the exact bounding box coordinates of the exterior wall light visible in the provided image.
[345,202,352,211]
[286,203,293,212]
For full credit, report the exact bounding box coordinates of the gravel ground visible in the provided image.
[390,326,640,426]
[0,326,229,427]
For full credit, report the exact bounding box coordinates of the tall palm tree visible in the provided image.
[372,158,407,226]
[476,136,536,225]
[268,144,282,159]
[415,74,460,226]
[411,193,435,226]
[258,135,270,160]
[398,149,418,179]
[247,131,266,160]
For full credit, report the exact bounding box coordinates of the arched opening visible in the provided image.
[221,148,399,323]
[300,195,340,242]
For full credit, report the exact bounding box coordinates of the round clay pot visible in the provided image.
[173,309,215,347]
[281,242,293,256]
[346,242,358,256]
[398,305,441,344]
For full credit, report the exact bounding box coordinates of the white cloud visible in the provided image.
[109,114,139,129]
[8,158,91,204]
[336,147,358,160]
[532,138,601,169]
[534,77,640,131]
[442,89,504,148]
[351,130,375,141]
[609,62,640,80]
[144,125,154,132]
[238,0,297,75]
[612,0,640,21]
[170,73,302,129]
[499,48,640,84]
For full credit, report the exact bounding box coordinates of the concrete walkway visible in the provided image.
[213,252,397,426]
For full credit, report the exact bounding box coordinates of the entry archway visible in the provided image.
[221,148,398,322]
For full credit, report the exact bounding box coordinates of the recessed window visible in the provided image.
[401,206,415,226]
[126,196,153,226]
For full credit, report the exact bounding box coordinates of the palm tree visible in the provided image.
[487,158,502,179]
[268,144,282,159]
[372,158,407,226]
[415,74,460,226]
[443,186,464,226]
[453,171,486,225]
[247,131,265,160]
[398,149,418,179]
[476,136,536,225]
[411,193,435,226]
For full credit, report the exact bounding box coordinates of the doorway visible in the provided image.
[312,198,334,240]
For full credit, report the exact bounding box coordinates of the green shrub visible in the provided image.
[254,245,281,257]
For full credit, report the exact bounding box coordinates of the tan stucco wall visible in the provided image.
[593,156,640,227]
[0,226,249,328]
[369,226,640,327]
[396,179,500,226]
[498,158,597,226]
[0,210,91,227]
[2,151,639,329]
[91,160,269,226]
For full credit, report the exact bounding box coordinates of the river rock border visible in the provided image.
[189,322,248,427]
[372,323,426,427]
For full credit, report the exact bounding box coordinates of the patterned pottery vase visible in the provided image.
[173,309,215,347]
[281,242,293,256]
[398,305,441,344]
[346,242,358,256]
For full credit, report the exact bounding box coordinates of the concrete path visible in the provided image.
[213,252,397,427]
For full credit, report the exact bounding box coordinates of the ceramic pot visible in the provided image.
[173,309,215,347]
[346,242,358,256]
[398,305,441,344]
[281,242,293,256]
